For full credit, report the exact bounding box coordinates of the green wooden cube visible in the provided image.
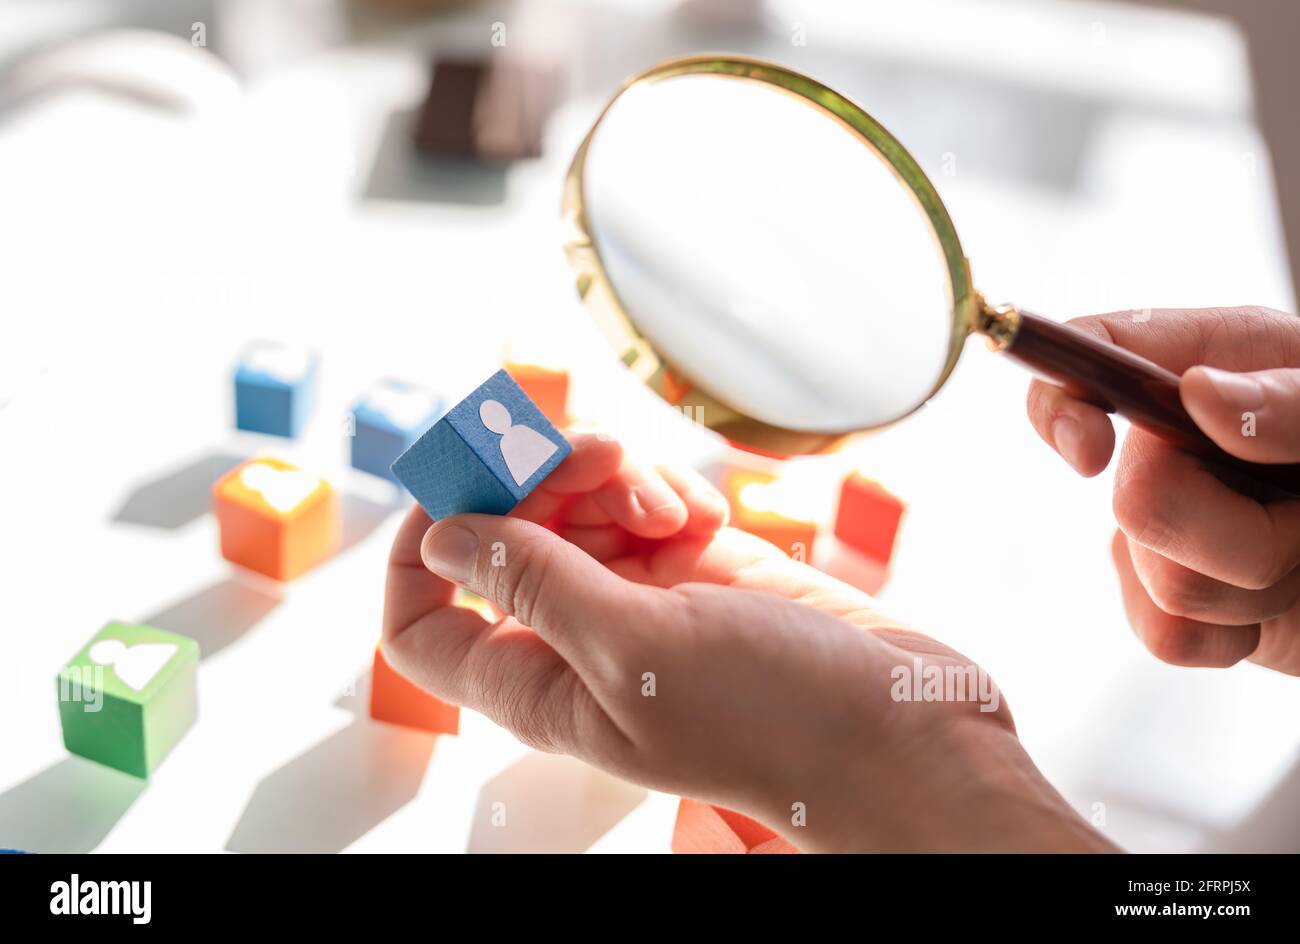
[56,622,199,778]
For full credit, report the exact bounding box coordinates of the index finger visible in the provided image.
[1025,307,1300,476]
[509,432,623,524]
[383,504,454,641]
[1061,306,1300,374]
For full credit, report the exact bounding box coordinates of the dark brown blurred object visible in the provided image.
[414,58,557,162]
[366,0,473,8]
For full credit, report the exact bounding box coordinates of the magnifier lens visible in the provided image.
[582,72,957,433]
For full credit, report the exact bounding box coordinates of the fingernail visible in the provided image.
[633,478,680,516]
[1052,416,1085,470]
[1198,366,1264,411]
[420,525,478,583]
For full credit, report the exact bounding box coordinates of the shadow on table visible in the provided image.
[140,575,282,660]
[467,752,647,853]
[224,720,435,854]
[111,451,243,530]
[340,492,406,555]
[1203,749,1300,853]
[0,757,145,853]
[334,666,371,716]
[361,107,508,207]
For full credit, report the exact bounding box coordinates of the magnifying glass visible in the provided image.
[563,55,1300,496]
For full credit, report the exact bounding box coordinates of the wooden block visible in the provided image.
[476,60,556,162]
[679,0,766,28]
[350,378,444,484]
[833,472,904,566]
[414,59,481,156]
[367,1,464,8]
[392,369,571,521]
[671,798,799,854]
[724,469,818,561]
[504,361,569,427]
[213,457,340,581]
[370,644,460,735]
[414,58,557,162]
[57,622,199,778]
[817,537,890,596]
[234,341,317,438]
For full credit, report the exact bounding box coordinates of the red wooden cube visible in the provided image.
[370,645,460,736]
[833,472,904,566]
[671,798,799,854]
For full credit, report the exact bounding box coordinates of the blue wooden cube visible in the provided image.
[392,369,571,519]
[234,341,318,438]
[350,379,444,484]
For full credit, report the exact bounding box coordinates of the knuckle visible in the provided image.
[1063,314,1112,340]
[1240,562,1283,593]
[457,635,500,711]
[1241,526,1290,591]
[501,701,561,753]
[1025,381,1052,425]
[493,663,569,754]
[484,534,560,629]
[1144,561,1215,619]
[1276,368,1300,398]
[1238,558,1276,592]
[501,707,560,753]
[1142,623,1198,666]
[1112,470,1172,552]
[1225,304,1285,325]
[1276,573,1300,612]
[1025,383,1072,445]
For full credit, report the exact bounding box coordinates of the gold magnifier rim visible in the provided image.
[562,53,976,457]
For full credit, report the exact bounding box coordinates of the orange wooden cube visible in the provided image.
[724,469,818,561]
[505,361,569,427]
[370,644,460,735]
[454,588,499,622]
[671,798,799,854]
[833,472,904,566]
[213,457,340,581]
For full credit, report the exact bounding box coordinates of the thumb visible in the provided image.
[419,513,665,674]
[1181,366,1300,463]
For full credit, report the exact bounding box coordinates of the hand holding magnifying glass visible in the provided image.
[562,55,1300,498]
[1027,304,1300,674]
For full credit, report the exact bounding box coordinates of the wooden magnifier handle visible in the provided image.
[984,305,1300,498]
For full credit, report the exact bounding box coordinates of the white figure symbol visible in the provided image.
[241,463,319,513]
[88,639,178,692]
[480,399,558,486]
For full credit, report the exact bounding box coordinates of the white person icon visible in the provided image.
[89,638,177,692]
[480,399,559,485]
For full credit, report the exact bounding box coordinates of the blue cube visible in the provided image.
[350,379,444,484]
[234,342,318,438]
[392,369,571,520]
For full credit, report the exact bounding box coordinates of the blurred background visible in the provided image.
[1,0,1297,853]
